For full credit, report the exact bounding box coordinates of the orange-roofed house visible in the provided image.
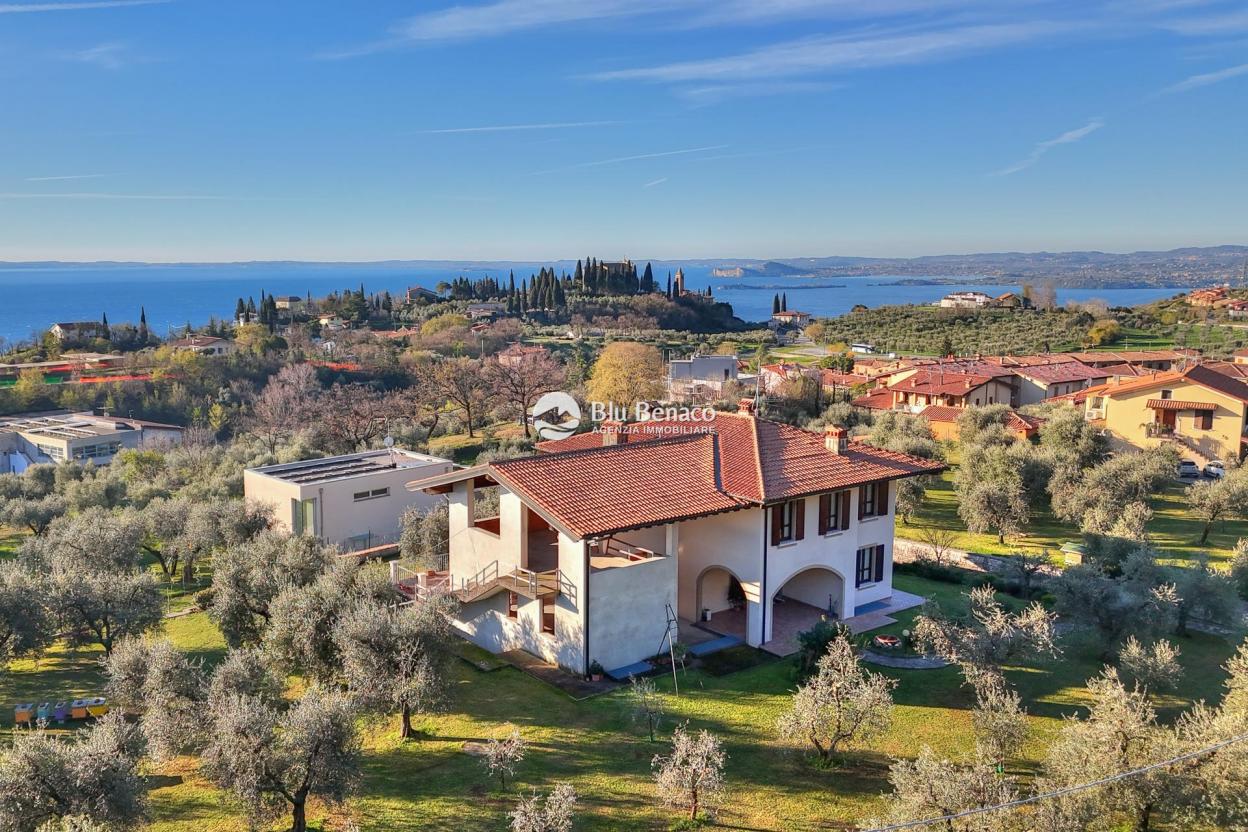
[1078,363,1248,464]
[403,406,942,677]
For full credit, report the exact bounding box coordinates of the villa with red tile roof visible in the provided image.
[402,406,942,678]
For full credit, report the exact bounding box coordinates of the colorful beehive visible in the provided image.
[14,704,34,725]
[53,701,69,723]
[71,699,89,720]
[36,702,51,722]
[86,697,109,717]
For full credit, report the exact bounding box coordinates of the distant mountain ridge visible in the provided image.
[3,245,1245,288]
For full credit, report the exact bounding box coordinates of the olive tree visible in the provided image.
[1117,636,1183,695]
[652,725,726,822]
[334,592,457,739]
[208,530,335,647]
[0,562,52,669]
[510,783,578,832]
[871,746,1022,832]
[203,687,360,832]
[104,637,207,760]
[776,631,897,763]
[913,585,1058,685]
[481,729,528,790]
[0,713,146,832]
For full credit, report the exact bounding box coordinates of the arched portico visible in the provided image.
[695,565,752,640]
[765,565,850,645]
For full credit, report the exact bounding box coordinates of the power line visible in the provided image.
[862,730,1248,832]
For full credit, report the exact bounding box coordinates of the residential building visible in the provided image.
[918,405,1041,442]
[243,448,455,554]
[875,368,1014,412]
[167,335,236,357]
[667,354,738,402]
[1066,349,1197,372]
[1233,348,1248,366]
[769,310,811,330]
[406,286,441,304]
[1188,286,1230,307]
[1075,364,1248,463]
[938,291,993,309]
[758,362,819,393]
[1010,360,1110,405]
[0,411,182,472]
[466,302,507,320]
[497,343,551,368]
[403,407,942,676]
[272,295,305,313]
[49,322,109,343]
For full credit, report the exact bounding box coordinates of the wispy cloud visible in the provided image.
[321,0,684,58]
[642,177,668,188]
[0,0,167,12]
[416,120,621,134]
[1159,61,1248,94]
[0,192,266,201]
[588,23,1070,84]
[676,80,843,105]
[529,143,729,175]
[992,119,1104,176]
[64,42,132,69]
[25,173,113,182]
[1159,7,1248,35]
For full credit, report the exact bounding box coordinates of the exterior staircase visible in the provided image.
[393,560,567,605]
[1161,433,1218,466]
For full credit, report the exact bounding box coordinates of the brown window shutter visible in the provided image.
[858,487,866,520]
[794,499,806,540]
[873,545,884,583]
[770,505,782,546]
[878,481,890,515]
[818,494,831,535]
[840,491,851,530]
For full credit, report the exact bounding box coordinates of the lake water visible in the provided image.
[0,262,1185,344]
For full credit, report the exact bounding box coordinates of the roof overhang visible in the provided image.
[1147,399,1216,412]
[405,464,496,495]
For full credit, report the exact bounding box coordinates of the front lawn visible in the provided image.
[1,582,1236,832]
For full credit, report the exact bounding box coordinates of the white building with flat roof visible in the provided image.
[0,411,183,473]
[243,448,455,554]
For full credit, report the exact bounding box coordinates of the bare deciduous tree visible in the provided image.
[628,675,665,742]
[485,353,567,438]
[245,363,321,452]
[427,357,490,438]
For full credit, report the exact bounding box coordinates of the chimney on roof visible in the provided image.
[738,398,756,415]
[825,425,848,455]
[601,420,624,446]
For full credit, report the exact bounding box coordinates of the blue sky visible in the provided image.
[1,0,1246,261]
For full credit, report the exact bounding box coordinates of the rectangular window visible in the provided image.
[293,497,317,536]
[352,487,390,502]
[507,592,519,619]
[818,491,851,534]
[771,499,806,545]
[1160,389,1172,400]
[541,596,555,634]
[856,545,885,587]
[858,482,889,520]
[1198,411,1213,430]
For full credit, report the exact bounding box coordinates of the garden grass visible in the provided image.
[897,465,1248,564]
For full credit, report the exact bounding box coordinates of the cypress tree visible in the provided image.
[781,292,788,312]
[642,262,654,293]
[666,273,673,299]
[772,294,780,314]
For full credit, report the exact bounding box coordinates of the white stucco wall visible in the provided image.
[677,507,765,645]
[588,554,677,673]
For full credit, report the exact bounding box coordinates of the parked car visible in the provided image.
[1177,459,1201,478]
[1205,460,1226,479]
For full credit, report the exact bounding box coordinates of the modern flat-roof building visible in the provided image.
[0,411,183,472]
[243,448,455,553]
[667,354,738,402]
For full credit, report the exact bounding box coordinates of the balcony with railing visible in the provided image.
[589,538,668,573]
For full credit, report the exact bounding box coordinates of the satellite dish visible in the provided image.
[383,436,395,448]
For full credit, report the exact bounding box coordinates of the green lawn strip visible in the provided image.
[5,607,1236,830]
[897,467,1247,564]
[0,525,27,560]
